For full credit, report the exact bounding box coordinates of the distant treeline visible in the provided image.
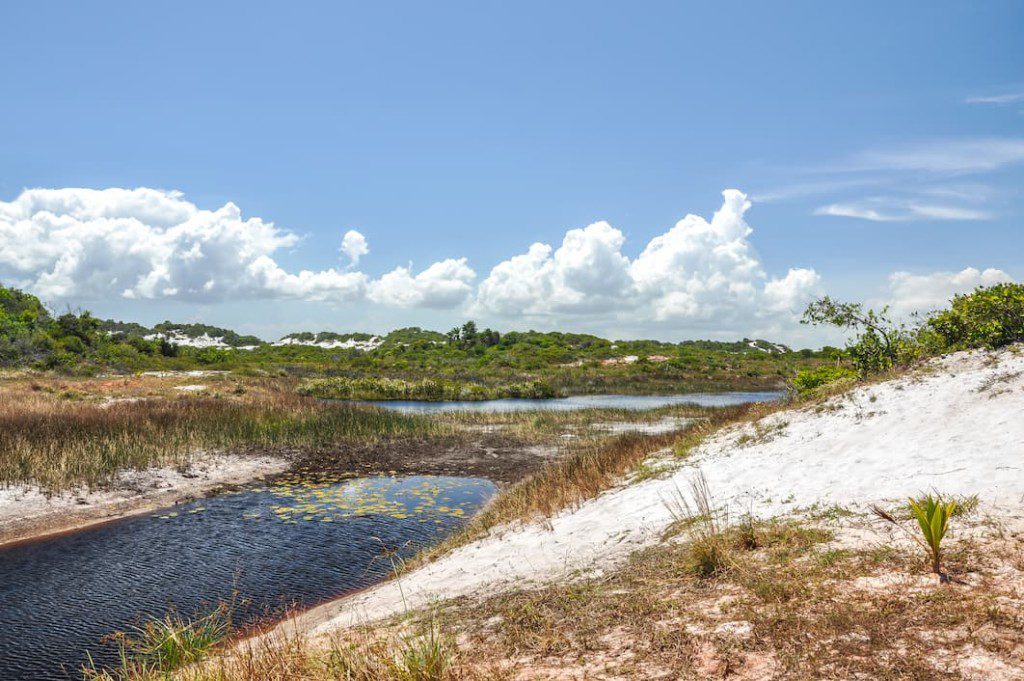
[0,283,827,392]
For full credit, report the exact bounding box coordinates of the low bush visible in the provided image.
[803,284,1024,382]
[926,282,1024,351]
[791,364,857,396]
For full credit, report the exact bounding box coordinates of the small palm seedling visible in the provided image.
[873,494,958,582]
[909,495,957,578]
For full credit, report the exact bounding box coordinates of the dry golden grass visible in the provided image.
[99,518,1024,675]
[93,618,509,681]
[105,515,1024,680]
[418,518,1024,680]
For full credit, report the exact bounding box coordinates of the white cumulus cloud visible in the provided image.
[884,267,1014,317]
[474,221,633,315]
[340,229,369,266]
[0,187,471,308]
[368,258,476,308]
[474,190,821,329]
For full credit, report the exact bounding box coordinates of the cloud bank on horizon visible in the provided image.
[0,186,1012,339]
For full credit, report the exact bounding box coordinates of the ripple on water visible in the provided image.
[0,474,495,681]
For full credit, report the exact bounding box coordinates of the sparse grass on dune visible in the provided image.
[0,380,450,491]
[419,516,1024,679]
[413,404,759,567]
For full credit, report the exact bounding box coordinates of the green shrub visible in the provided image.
[926,283,1024,351]
[791,365,857,396]
[802,297,921,376]
[194,347,230,364]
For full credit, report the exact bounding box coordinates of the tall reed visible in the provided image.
[0,390,445,491]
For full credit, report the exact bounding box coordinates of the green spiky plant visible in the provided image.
[908,495,957,578]
[873,494,957,582]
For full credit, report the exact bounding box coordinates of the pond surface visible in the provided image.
[0,474,495,680]
[363,390,784,414]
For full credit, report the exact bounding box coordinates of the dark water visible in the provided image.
[364,390,785,414]
[0,474,495,680]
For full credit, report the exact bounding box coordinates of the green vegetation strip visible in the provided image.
[297,376,556,401]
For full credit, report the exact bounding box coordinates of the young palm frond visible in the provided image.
[872,493,958,581]
[908,495,956,577]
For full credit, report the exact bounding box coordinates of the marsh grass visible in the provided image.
[98,619,482,681]
[0,374,756,493]
[425,402,716,442]
[82,602,235,680]
[298,375,555,401]
[0,382,449,491]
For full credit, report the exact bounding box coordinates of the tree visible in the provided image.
[802,296,918,376]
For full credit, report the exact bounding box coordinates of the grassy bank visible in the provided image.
[297,376,556,401]
[0,379,448,491]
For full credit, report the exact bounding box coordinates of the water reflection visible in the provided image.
[361,390,785,414]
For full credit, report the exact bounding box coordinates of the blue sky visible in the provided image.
[1,1,1021,345]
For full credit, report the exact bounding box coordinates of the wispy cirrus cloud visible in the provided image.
[850,137,1024,174]
[754,135,1024,224]
[965,92,1024,105]
[815,198,992,223]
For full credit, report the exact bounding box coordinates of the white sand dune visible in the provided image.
[300,346,1024,633]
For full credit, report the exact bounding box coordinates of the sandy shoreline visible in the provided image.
[0,453,289,547]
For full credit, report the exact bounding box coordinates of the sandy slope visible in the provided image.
[293,346,1024,634]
